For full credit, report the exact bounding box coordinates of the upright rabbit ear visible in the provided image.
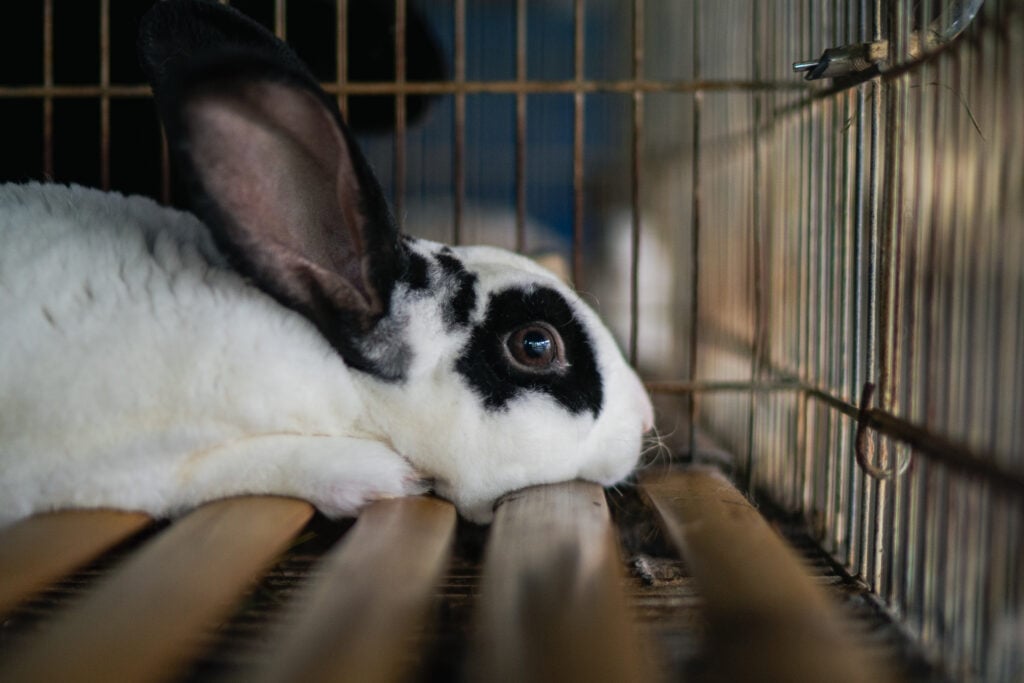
[141,2,404,373]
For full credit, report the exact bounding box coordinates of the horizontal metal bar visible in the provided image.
[645,380,801,394]
[0,78,806,101]
[807,387,1024,497]
[647,379,1024,495]
[641,467,898,683]
[0,84,153,98]
[0,510,152,617]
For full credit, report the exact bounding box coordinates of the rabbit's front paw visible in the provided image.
[297,439,428,519]
[172,434,428,520]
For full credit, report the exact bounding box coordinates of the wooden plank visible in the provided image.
[641,467,899,683]
[0,496,313,683]
[0,509,151,617]
[472,480,656,683]
[250,496,456,683]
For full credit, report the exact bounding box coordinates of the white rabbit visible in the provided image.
[0,0,652,525]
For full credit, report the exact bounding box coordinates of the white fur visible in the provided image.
[0,184,421,525]
[0,183,652,525]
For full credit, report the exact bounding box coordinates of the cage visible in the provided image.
[0,1,1022,682]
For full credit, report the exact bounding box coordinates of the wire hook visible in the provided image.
[855,382,912,480]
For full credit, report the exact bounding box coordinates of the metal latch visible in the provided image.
[792,42,888,81]
[793,0,985,80]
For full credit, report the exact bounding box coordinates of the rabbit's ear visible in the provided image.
[141,1,404,372]
[183,67,399,314]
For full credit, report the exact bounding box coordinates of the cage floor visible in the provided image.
[0,485,947,682]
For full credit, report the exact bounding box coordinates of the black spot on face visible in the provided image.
[402,250,430,290]
[455,287,603,417]
[436,251,477,328]
[435,251,463,277]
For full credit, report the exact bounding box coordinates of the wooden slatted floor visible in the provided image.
[0,468,945,682]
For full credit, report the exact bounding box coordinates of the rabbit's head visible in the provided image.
[141,0,653,522]
[351,239,653,521]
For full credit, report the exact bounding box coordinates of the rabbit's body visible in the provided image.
[0,183,416,525]
[0,0,652,525]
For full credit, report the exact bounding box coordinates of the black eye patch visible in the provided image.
[455,286,603,417]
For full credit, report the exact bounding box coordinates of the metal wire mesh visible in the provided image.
[1,1,1022,680]
[689,2,1024,679]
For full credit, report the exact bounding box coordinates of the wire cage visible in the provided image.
[1,1,1022,681]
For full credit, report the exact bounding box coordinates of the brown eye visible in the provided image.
[505,323,565,371]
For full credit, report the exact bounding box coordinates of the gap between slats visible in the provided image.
[641,467,900,683]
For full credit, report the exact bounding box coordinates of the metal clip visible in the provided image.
[792,42,887,81]
[794,0,986,80]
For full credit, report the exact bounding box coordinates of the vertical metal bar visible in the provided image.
[42,0,54,179]
[630,0,644,369]
[858,72,883,582]
[688,0,701,457]
[907,458,926,636]
[453,0,466,246]
[961,33,988,667]
[336,0,348,120]
[905,0,935,639]
[798,2,818,552]
[974,9,997,462]
[746,0,765,493]
[1007,5,1024,462]
[393,0,407,229]
[873,65,901,599]
[950,11,970,464]
[848,79,867,572]
[274,0,286,39]
[99,0,110,191]
[893,0,927,618]
[159,127,171,205]
[571,0,585,287]
[514,0,527,254]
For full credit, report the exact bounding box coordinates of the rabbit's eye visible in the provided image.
[505,323,565,372]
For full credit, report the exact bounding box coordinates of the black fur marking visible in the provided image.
[403,251,430,291]
[436,252,477,328]
[434,251,462,274]
[455,287,603,417]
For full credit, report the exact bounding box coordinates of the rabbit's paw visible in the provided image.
[174,434,428,519]
[299,441,428,518]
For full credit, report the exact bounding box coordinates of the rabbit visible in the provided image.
[0,0,653,526]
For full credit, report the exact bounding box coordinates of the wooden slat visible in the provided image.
[641,467,899,683]
[472,480,655,683]
[1,496,313,683]
[0,509,151,616]
[249,496,456,683]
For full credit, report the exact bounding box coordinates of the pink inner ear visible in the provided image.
[184,81,376,313]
